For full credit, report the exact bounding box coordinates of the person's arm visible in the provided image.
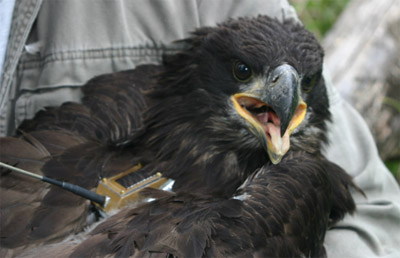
[323,73,400,257]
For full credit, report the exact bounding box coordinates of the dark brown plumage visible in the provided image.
[70,152,355,258]
[0,16,358,257]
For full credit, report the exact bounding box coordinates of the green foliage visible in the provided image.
[383,97,400,113]
[385,159,400,183]
[289,0,350,39]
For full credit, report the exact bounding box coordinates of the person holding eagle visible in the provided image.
[0,0,399,257]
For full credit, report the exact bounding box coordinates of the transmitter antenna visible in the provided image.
[0,162,109,207]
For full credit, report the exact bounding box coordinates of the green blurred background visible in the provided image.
[289,0,350,40]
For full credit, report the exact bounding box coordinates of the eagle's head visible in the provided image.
[144,16,330,191]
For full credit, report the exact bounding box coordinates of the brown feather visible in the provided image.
[69,152,355,258]
[0,65,161,250]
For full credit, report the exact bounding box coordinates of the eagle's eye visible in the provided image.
[233,61,253,82]
[302,72,321,93]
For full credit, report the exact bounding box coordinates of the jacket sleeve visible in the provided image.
[323,73,400,257]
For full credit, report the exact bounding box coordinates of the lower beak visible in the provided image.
[231,64,307,164]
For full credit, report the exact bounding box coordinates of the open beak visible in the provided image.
[231,64,307,164]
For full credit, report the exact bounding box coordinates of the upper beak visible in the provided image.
[231,64,307,164]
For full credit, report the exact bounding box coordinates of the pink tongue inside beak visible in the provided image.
[266,122,290,159]
[256,111,290,163]
[255,113,269,124]
[233,95,294,164]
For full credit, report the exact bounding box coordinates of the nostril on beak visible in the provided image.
[272,75,280,83]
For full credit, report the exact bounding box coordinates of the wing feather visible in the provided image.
[0,65,161,251]
[69,152,356,258]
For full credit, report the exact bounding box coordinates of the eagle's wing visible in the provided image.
[68,152,356,258]
[0,65,160,249]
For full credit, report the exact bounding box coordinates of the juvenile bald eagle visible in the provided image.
[0,16,357,257]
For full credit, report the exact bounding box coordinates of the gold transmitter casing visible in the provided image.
[95,164,167,212]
